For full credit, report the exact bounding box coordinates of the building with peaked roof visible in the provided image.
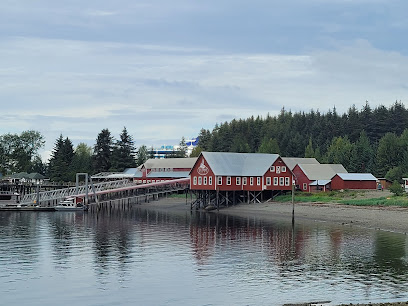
[190,152,294,208]
[331,173,378,190]
[92,158,197,184]
[281,157,320,171]
[293,163,348,192]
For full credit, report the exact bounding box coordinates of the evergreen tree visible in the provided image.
[349,131,374,173]
[304,138,315,158]
[93,129,113,173]
[111,127,136,171]
[48,135,74,182]
[176,137,188,157]
[376,132,400,177]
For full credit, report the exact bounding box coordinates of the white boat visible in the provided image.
[55,196,87,211]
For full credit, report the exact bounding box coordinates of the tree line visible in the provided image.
[192,101,408,183]
[46,127,146,182]
[0,127,190,182]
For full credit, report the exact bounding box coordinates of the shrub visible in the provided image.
[389,180,405,196]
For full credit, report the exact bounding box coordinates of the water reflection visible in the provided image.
[1,206,408,305]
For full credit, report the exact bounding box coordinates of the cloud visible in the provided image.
[0,37,408,163]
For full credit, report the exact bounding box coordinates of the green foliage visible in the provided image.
[71,143,93,175]
[136,145,149,166]
[0,130,45,174]
[93,128,113,172]
[326,136,353,170]
[389,180,405,196]
[257,137,280,154]
[110,127,136,171]
[48,135,75,182]
[190,146,203,157]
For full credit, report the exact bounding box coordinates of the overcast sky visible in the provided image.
[1,0,408,161]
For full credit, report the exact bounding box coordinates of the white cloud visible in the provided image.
[1,35,408,162]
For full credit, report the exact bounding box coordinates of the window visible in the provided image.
[243,177,247,185]
[282,166,286,173]
[285,177,290,186]
[303,183,307,190]
[227,177,231,185]
[270,166,275,172]
[209,176,213,185]
[266,177,271,185]
[198,177,202,185]
[279,177,284,186]
[143,180,146,183]
[218,176,222,185]
[250,177,254,185]
[273,177,278,186]
[257,177,261,185]
[236,177,241,185]
[276,166,281,174]
[204,177,207,185]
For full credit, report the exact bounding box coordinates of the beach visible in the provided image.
[140,192,408,234]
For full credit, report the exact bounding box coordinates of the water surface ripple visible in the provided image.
[1,206,408,305]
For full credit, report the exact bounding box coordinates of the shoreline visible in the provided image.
[139,197,408,234]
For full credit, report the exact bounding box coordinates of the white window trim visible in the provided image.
[243,177,247,185]
[204,177,207,185]
[273,177,278,186]
[198,177,202,185]
[282,166,286,173]
[270,166,275,172]
[276,166,281,174]
[266,177,271,186]
[279,177,284,186]
[257,177,261,185]
[218,176,222,185]
[285,177,290,186]
[227,176,231,185]
[236,177,241,185]
[250,177,254,186]
[303,183,307,190]
[209,176,213,185]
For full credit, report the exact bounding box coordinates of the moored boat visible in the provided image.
[55,196,87,211]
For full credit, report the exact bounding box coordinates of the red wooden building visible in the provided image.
[292,164,347,192]
[190,152,293,208]
[331,173,377,190]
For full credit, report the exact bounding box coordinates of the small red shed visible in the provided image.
[331,173,377,190]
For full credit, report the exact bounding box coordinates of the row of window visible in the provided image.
[192,176,291,187]
[150,168,173,172]
[269,165,286,173]
[136,179,167,184]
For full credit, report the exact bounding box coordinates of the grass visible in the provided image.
[274,191,408,207]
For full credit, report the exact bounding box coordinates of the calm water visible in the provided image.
[1,205,408,306]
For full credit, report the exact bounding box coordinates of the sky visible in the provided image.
[1,0,408,161]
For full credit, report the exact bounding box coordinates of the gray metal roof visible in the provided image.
[298,164,348,180]
[201,152,279,176]
[335,173,377,181]
[143,157,198,169]
[281,157,319,170]
[309,179,331,186]
[147,171,190,178]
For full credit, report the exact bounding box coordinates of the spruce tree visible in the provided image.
[93,129,113,173]
[111,127,136,171]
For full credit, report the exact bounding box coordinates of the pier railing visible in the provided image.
[20,179,134,205]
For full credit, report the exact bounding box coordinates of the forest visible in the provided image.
[192,101,408,182]
[2,101,408,183]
